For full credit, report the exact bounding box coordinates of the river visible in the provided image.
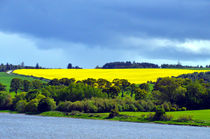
[0,113,209,139]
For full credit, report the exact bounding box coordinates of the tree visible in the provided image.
[32,80,42,89]
[83,78,97,87]
[121,79,130,97]
[97,78,111,89]
[185,81,207,109]
[112,79,130,97]
[109,86,120,98]
[25,99,39,113]
[0,83,6,91]
[0,91,12,109]
[10,78,23,95]
[23,80,32,92]
[36,63,40,69]
[48,79,60,86]
[139,83,150,92]
[135,88,148,100]
[38,98,56,112]
[67,63,72,69]
[153,77,185,104]
[26,90,40,101]
[59,78,75,86]
[128,83,136,97]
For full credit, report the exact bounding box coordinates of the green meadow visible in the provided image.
[0,72,45,91]
[39,109,210,127]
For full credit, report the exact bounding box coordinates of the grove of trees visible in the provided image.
[0,73,209,114]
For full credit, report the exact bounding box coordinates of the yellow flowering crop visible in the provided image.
[13,69,210,84]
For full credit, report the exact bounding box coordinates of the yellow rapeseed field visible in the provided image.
[13,69,210,84]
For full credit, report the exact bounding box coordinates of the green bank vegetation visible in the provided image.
[0,71,210,127]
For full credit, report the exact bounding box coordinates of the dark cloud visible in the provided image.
[0,0,210,45]
[0,0,210,66]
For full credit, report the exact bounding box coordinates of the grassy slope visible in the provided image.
[40,109,210,127]
[0,72,45,91]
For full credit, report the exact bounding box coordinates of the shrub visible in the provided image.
[171,107,177,111]
[177,115,193,122]
[70,101,84,112]
[162,114,173,121]
[12,92,27,106]
[38,98,56,112]
[181,107,187,111]
[15,100,27,113]
[25,99,39,113]
[146,113,155,120]
[84,101,98,113]
[134,102,145,112]
[57,101,72,112]
[153,106,165,121]
[128,104,137,112]
[162,102,171,112]
[108,106,119,118]
[0,91,12,109]
[26,90,40,101]
[70,110,82,115]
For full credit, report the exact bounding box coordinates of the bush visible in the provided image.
[171,107,177,111]
[177,115,193,122]
[70,101,84,112]
[26,90,40,101]
[162,114,173,121]
[38,98,56,112]
[84,101,98,113]
[146,113,155,120]
[153,106,165,121]
[108,106,119,118]
[162,102,171,112]
[57,101,72,112]
[15,100,27,113]
[25,99,39,113]
[134,102,145,112]
[0,91,12,109]
[12,92,27,106]
[181,107,187,111]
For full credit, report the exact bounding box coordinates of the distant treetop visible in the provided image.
[101,61,159,69]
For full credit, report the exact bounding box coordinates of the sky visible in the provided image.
[0,0,210,68]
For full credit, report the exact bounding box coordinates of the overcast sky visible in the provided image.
[0,0,210,68]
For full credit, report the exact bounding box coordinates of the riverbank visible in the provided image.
[1,110,209,127]
[40,110,210,127]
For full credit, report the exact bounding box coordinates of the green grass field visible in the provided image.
[120,109,210,122]
[0,72,45,91]
[39,109,210,127]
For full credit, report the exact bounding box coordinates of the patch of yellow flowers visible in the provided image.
[13,69,210,84]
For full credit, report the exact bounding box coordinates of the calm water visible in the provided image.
[0,113,209,139]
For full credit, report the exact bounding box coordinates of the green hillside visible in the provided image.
[0,72,45,91]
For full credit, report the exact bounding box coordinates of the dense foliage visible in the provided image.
[0,72,209,114]
[0,63,43,72]
[102,61,159,69]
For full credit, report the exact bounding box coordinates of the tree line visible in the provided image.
[99,61,209,69]
[0,63,43,72]
[0,75,210,114]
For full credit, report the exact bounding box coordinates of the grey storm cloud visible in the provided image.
[0,0,210,64]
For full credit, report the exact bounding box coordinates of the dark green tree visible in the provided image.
[67,63,72,69]
[23,80,32,92]
[10,78,23,95]
[32,80,42,89]
[139,83,150,92]
[185,81,207,109]
[128,83,136,97]
[48,79,60,86]
[153,77,185,104]
[135,88,148,100]
[38,98,56,112]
